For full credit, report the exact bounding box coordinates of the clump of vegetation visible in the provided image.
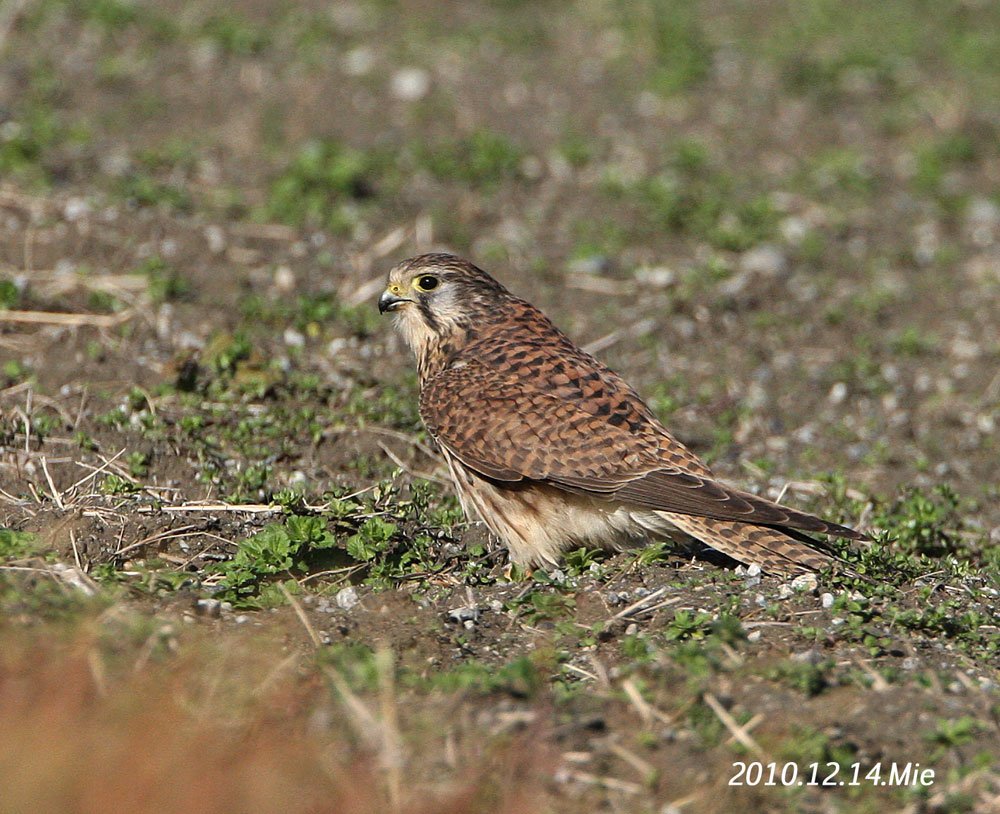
[0,529,40,560]
[207,514,337,606]
[204,479,461,607]
[0,276,21,309]
[416,130,523,189]
[872,485,967,559]
[603,139,779,251]
[117,172,193,212]
[766,658,832,698]
[136,255,189,304]
[0,69,90,188]
[264,139,380,233]
[618,0,711,94]
[200,11,270,55]
[506,588,577,626]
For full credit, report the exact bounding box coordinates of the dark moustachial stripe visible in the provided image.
[417,297,440,334]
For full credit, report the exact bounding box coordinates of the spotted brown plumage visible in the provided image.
[378,253,869,575]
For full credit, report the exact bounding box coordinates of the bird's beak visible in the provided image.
[378,288,412,314]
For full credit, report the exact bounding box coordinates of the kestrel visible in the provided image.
[378,253,868,575]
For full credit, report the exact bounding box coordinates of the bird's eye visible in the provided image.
[414,275,439,292]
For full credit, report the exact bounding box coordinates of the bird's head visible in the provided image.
[378,253,508,356]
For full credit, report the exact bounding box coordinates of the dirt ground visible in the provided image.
[2,2,1000,812]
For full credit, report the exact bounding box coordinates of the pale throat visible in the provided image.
[394,308,468,380]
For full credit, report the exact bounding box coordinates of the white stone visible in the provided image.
[204,225,225,254]
[335,586,360,610]
[64,197,90,222]
[739,244,787,276]
[633,266,676,288]
[828,382,848,404]
[391,68,430,101]
[791,573,819,593]
[273,265,295,291]
[343,47,374,76]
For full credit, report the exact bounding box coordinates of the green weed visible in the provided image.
[416,130,522,189]
[766,659,831,697]
[0,529,40,559]
[117,172,193,212]
[207,514,336,607]
[0,276,22,309]
[201,12,270,56]
[635,143,778,251]
[872,485,964,558]
[137,256,189,304]
[264,139,378,233]
[618,0,711,95]
[664,608,714,641]
[506,589,576,625]
[925,717,985,762]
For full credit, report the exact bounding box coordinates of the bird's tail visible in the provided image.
[653,511,839,576]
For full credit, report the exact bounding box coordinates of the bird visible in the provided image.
[377,252,869,576]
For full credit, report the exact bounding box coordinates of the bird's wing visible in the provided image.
[419,361,867,540]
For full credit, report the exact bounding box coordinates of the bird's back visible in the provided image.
[459,295,712,478]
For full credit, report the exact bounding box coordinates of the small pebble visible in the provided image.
[901,657,919,670]
[633,266,675,288]
[204,225,225,254]
[778,584,793,600]
[64,197,90,222]
[820,592,835,609]
[747,630,762,643]
[283,328,305,347]
[625,623,638,636]
[343,46,374,76]
[448,607,480,623]
[391,67,431,100]
[335,586,360,610]
[746,564,762,577]
[273,265,295,291]
[740,244,787,276]
[195,598,222,618]
[567,255,609,276]
[791,649,824,666]
[791,573,819,593]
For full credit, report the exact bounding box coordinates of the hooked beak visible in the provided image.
[378,288,412,314]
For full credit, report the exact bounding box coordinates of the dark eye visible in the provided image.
[415,275,439,292]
